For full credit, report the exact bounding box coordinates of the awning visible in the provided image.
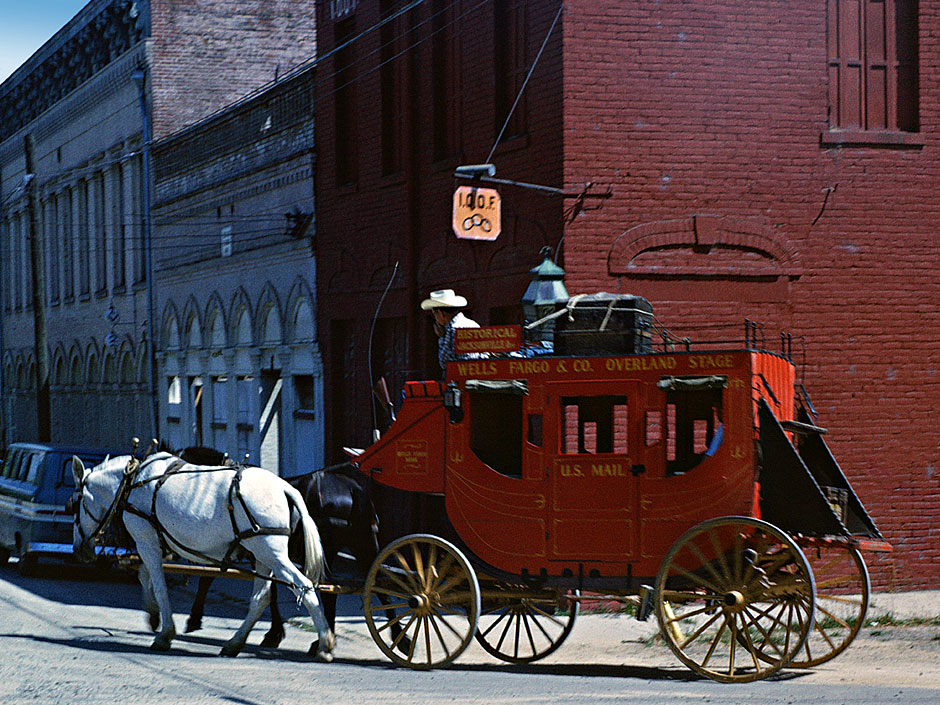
[656,375,728,392]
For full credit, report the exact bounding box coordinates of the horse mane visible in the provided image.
[156,440,228,467]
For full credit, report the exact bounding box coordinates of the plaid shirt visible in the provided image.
[438,312,481,370]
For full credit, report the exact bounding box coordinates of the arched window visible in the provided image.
[87,353,100,385]
[293,298,315,342]
[70,356,84,386]
[103,355,117,384]
[235,309,252,346]
[120,354,136,385]
[261,304,282,345]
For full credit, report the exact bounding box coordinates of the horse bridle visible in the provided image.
[70,456,141,561]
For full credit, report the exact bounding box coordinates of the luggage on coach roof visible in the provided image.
[553,292,654,356]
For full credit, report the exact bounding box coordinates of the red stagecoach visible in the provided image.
[346,293,889,682]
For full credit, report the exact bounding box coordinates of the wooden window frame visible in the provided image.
[824,0,921,147]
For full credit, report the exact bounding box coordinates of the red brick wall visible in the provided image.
[314,1,566,453]
[562,0,940,589]
[150,0,318,138]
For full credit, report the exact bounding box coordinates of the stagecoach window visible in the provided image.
[561,396,629,455]
[468,380,525,477]
[658,377,725,476]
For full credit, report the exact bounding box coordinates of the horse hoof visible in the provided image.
[315,649,334,664]
[260,631,284,648]
[184,618,201,634]
[220,643,243,658]
[150,639,172,652]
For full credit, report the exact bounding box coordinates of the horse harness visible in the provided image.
[74,453,296,584]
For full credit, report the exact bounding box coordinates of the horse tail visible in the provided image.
[284,483,324,585]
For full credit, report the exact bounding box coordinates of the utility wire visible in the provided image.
[486,0,564,164]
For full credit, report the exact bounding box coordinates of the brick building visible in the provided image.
[313,0,937,589]
[0,0,316,448]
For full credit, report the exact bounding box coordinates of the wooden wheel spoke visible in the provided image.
[685,541,727,591]
[666,602,719,624]
[813,615,840,650]
[699,617,728,669]
[421,615,433,665]
[411,543,427,590]
[668,563,724,595]
[662,589,725,604]
[366,599,411,613]
[815,603,852,631]
[678,608,723,649]
[378,564,416,596]
[816,592,864,607]
[426,611,453,661]
[522,614,539,657]
[430,606,471,640]
[392,551,420,591]
[368,582,410,600]
[526,602,566,628]
[727,614,739,675]
[707,529,733,583]
[428,553,456,593]
[740,604,787,659]
[479,608,511,637]
[390,611,418,650]
[493,610,515,652]
[732,533,745,583]
[737,612,764,672]
[377,607,416,636]
[528,610,557,642]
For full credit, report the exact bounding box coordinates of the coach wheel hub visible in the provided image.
[723,590,745,608]
[408,594,431,611]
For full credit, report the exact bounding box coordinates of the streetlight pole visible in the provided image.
[132,66,159,439]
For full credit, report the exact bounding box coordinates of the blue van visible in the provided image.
[0,442,121,570]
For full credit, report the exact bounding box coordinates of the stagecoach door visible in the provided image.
[545,380,641,563]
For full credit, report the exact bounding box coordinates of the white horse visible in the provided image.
[71,452,335,661]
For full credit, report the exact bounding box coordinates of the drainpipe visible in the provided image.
[131,66,159,439]
[24,134,51,442]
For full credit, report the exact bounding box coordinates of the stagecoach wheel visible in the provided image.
[474,589,579,664]
[362,534,480,670]
[789,543,869,668]
[654,516,816,683]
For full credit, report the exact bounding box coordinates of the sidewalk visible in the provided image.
[867,589,940,621]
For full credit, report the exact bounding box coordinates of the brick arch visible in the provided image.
[608,215,802,278]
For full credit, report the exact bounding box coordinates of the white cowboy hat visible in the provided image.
[421,289,468,310]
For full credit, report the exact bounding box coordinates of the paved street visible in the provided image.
[1,558,938,704]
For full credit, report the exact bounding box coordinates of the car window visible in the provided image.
[24,454,44,484]
[55,456,78,489]
[6,450,23,479]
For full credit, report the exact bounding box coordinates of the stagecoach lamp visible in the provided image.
[521,246,569,345]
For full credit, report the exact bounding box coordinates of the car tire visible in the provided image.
[17,553,38,576]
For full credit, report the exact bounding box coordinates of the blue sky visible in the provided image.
[0,1,90,82]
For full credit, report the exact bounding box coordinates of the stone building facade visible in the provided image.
[151,67,321,476]
[313,0,938,589]
[0,0,317,449]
